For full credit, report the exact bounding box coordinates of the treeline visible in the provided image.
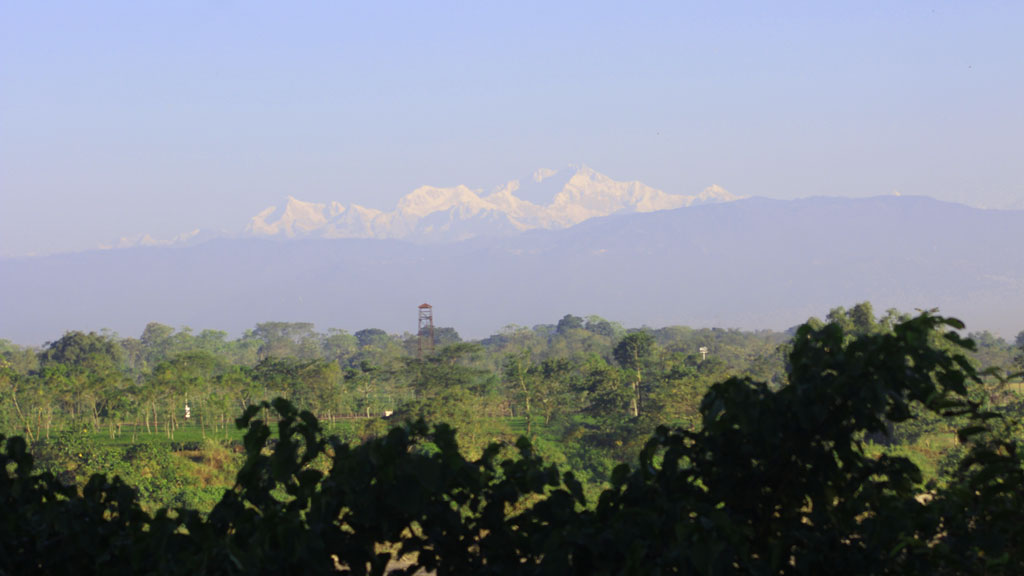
[0,314,792,442]
[4,311,1024,574]
[1,303,1021,489]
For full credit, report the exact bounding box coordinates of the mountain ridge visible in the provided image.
[3,194,1022,345]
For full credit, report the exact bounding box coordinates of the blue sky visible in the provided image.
[2,1,1022,256]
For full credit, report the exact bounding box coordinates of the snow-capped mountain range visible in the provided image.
[8,194,1024,344]
[98,229,204,251]
[244,165,739,242]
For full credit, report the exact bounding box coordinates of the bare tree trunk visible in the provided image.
[11,387,34,442]
[520,384,532,436]
[36,407,46,442]
[634,362,643,417]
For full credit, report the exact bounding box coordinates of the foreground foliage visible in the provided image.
[3,312,1024,574]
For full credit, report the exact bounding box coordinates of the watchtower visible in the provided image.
[417,303,435,358]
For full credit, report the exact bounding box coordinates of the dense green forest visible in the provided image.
[2,304,1024,573]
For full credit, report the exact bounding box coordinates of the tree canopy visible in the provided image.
[3,311,1024,574]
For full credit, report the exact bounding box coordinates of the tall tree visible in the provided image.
[556,314,585,335]
[614,332,654,418]
[848,301,877,335]
[40,331,125,429]
[251,322,320,360]
[503,350,536,435]
[139,322,176,367]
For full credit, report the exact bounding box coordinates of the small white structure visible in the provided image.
[699,346,709,361]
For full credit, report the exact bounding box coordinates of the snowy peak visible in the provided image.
[498,167,577,207]
[396,185,489,219]
[548,165,687,225]
[245,165,741,242]
[695,185,740,204]
[246,197,347,237]
[323,204,387,239]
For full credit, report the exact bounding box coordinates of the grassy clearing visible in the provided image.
[84,418,379,448]
[88,425,247,448]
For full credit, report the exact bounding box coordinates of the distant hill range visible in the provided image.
[2,193,1023,344]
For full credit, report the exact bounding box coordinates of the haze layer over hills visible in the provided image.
[2,188,1022,344]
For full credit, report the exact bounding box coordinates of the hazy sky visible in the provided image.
[2,1,1022,257]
